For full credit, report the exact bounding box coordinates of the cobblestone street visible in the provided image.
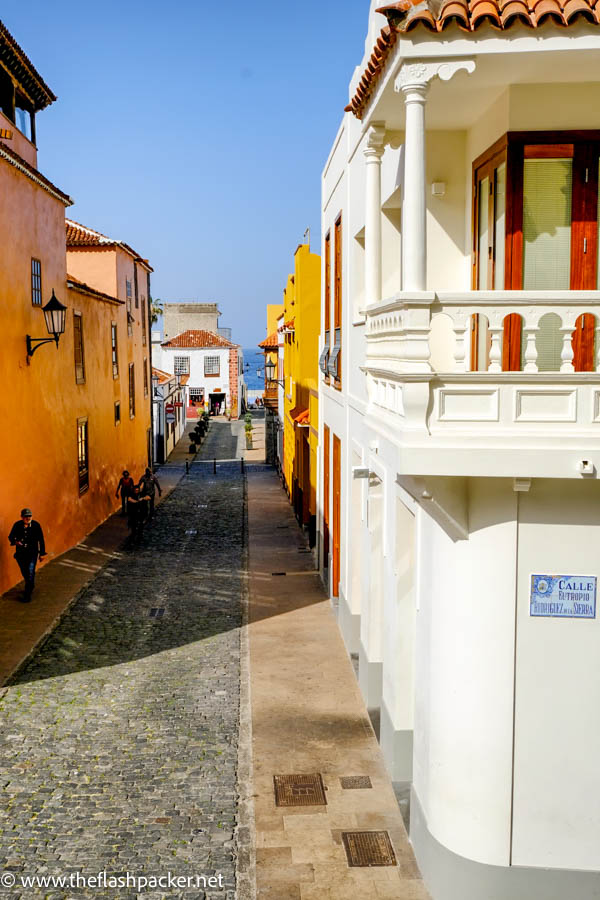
[0,424,245,899]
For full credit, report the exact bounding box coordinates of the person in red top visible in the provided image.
[115,470,135,516]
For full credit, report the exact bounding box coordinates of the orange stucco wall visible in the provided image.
[0,157,152,595]
[0,110,37,167]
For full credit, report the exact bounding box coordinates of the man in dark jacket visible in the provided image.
[8,508,46,602]
[137,468,162,519]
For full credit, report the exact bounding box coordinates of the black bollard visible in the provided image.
[241,457,245,474]
[213,457,217,475]
[185,460,189,475]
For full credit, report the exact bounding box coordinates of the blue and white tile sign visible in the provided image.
[530,575,597,619]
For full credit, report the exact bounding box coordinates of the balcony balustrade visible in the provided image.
[363,291,600,477]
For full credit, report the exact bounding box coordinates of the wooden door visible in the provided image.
[572,313,595,372]
[323,425,330,567]
[332,434,341,598]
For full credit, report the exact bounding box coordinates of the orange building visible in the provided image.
[0,21,152,595]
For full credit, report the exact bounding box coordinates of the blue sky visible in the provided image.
[4,2,370,346]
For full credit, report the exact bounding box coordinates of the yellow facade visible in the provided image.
[281,243,321,544]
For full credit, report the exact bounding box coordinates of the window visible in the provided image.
[328,216,342,387]
[31,258,42,306]
[114,401,121,425]
[126,280,133,337]
[189,388,204,405]
[111,322,119,378]
[320,232,331,378]
[473,132,600,291]
[204,355,220,376]
[144,357,148,396]
[141,296,147,345]
[73,312,85,384]
[134,265,139,309]
[174,356,190,375]
[129,363,135,417]
[77,418,89,494]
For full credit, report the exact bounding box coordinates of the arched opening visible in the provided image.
[502,313,524,371]
[572,313,596,372]
[536,313,562,372]
[470,314,490,371]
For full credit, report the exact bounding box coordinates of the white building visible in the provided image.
[319,2,600,897]
[153,329,245,418]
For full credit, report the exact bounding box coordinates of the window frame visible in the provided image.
[174,355,190,375]
[73,311,85,384]
[31,258,42,306]
[111,322,119,378]
[128,362,135,418]
[141,296,147,345]
[333,215,342,390]
[472,130,600,292]
[204,355,220,377]
[144,357,149,397]
[77,417,89,494]
[114,401,121,425]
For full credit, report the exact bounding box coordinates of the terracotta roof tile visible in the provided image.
[0,19,56,110]
[67,276,123,305]
[161,329,239,349]
[345,0,600,119]
[258,330,279,349]
[278,318,296,332]
[65,219,153,271]
[0,139,72,205]
[152,367,173,383]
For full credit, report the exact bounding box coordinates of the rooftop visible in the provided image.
[66,219,153,271]
[346,0,600,119]
[161,329,239,349]
[258,331,279,350]
[0,139,72,205]
[0,19,56,110]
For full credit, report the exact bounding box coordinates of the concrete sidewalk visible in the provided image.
[0,423,199,687]
[247,469,428,899]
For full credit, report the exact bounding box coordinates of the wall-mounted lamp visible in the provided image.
[26,290,67,358]
[264,357,284,387]
[431,182,446,197]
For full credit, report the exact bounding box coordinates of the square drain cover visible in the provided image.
[340,776,372,790]
[342,831,396,867]
[274,774,327,807]
[149,608,165,619]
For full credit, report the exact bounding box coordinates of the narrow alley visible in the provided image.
[0,417,424,899]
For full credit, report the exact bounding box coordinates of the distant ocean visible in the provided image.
[243,348,266,390]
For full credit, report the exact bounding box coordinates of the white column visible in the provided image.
[364,124,386,307]
[395,59,475,294]
[399,82,428,292]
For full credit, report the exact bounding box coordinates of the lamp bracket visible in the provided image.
[26,334,59,358]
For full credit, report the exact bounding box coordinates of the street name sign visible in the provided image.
[530,575,597,619]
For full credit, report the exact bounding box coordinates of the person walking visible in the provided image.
[116,470,135,515]
[126,486,151,545]
[137,467,162,519]
[8,508,46,602]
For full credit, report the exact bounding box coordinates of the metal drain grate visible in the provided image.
[342,831,397,867]
[340,776,372,790]
[271,572,287,577]
[274,774,327,807]
[149,608,165,619]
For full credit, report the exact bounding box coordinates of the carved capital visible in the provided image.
[395,58,476,94]
[364,123,387,160]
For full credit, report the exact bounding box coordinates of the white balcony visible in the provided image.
[363,291,600,479]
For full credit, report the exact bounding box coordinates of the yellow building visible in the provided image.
[281,243,321,546]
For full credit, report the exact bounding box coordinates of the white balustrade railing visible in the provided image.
[365,290,600,375]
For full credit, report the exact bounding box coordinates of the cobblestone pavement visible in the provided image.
[0,449,245,899]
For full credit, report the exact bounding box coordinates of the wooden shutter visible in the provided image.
[502,313,522,371]
[323,425,330,566]
[332,434,341,598]
[572,313,595,372]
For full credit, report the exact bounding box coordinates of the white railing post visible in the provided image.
[560,326,575,373]
[488,326,503,373]
[523,326,539,373]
